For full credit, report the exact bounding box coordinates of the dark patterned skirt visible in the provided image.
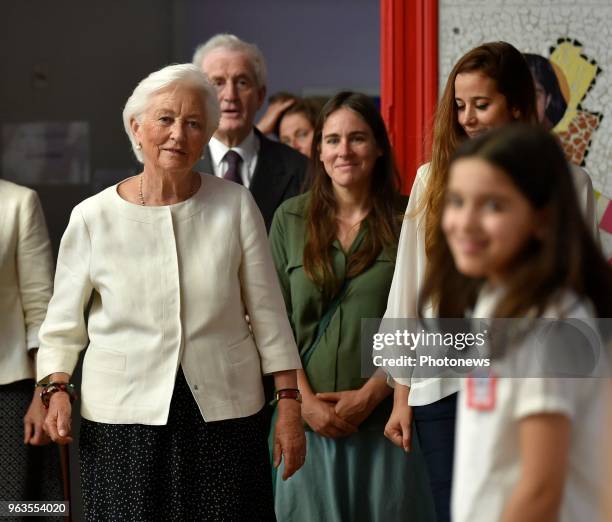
[0,379,63,522]
[79,367,275,522]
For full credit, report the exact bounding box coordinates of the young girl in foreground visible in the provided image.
[419,124,612,522]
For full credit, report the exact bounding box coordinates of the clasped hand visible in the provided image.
[302,389,374,438]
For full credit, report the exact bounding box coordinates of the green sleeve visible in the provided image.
[269,206,293,322]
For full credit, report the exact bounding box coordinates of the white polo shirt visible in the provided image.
[452,288,607,522]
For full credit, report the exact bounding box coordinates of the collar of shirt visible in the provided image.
[209,130,260,188]
[472,283,505,318]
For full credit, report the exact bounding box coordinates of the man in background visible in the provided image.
[193,33,307,231]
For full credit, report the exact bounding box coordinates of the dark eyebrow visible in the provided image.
[322,132,339,140]
[477,192,511,202]
[322,130,369,139]
[455,96,491,102]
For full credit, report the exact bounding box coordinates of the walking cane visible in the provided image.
[59,445,71,522]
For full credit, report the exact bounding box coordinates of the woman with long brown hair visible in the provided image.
[380,41,600,522]
[270,91,433,521]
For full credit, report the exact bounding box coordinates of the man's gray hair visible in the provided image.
[192,33,267,88]
[122,63,220,163]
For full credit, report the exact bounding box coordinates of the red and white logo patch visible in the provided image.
[466,372,497,411]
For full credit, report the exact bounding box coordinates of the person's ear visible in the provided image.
[130,118,141,141]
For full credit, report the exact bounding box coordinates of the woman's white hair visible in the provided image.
[122,63,220,163]
[192,33,267,88]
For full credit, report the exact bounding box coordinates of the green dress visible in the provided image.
[270,193,434,522]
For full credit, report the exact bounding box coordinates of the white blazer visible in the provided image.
[382,162,600,406]
[0,180,53,385]
[37,174,301,424]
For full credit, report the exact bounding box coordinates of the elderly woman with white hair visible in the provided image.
[36,63,305,521]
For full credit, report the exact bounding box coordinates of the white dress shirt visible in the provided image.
[0,180,53,385]
[37,174,301,424]
[208,130,260,188]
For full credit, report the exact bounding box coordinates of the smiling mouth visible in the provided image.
[336,163,358,168]
[163,148,186,155]
[455,239,487,254]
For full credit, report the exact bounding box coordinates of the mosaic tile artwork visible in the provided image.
[439,0,612,258]
[550,39,603,165]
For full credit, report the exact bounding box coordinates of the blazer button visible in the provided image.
[194,385,198,391]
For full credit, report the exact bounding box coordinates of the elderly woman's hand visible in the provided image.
[273,399,306,480]
[23,388,51,446]
[43,392,73,445]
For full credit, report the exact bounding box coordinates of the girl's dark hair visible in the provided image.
[420,123,612,319]
[303,91,404,298]
[524,53,567,128]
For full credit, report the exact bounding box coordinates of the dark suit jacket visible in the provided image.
[196,128,308,231]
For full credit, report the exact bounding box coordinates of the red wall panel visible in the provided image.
[381,0,438,193]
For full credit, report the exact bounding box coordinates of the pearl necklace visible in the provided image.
[138,174,199,206]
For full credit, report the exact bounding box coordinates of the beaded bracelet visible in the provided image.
[40,382,78,409]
